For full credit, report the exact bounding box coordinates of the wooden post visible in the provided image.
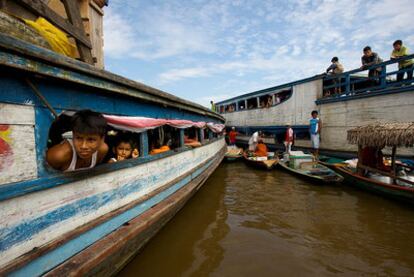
[245,99,248,109]
[257,97,260,108]
[179,129,185,147]
[391,146,397,183]
[208,129,213,140]
[235,101,239,111]
[139,131,149,157]
[356,144,364,175]
[198,128,204,143]
[61,0,93,64]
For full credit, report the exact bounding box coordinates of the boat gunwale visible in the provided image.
[0,137,225,202]
[0,145,226,275]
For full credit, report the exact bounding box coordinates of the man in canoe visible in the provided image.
[46,110,109,171]
[255,139,268,157]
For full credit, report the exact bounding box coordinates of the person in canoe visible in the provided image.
[248,131,262,151]
[255,139,268,157]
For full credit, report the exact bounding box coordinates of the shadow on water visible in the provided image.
[119,161,414,277]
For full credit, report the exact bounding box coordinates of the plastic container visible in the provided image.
[289,154,313,169]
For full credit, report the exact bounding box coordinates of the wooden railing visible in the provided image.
[323,54,414,97]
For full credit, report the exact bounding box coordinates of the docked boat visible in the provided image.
[277,151,343,184]
[328,123,414,204]
[0,2,225,276]
[243,152,279,170]
[215,51,414,159]
[224,146,243,161]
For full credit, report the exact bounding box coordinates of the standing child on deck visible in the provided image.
[284,124,294,153]
[309,111,322,159]
[46,110,109,171]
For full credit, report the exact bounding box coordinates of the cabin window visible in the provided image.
[148,125,179,155]
[237,100,245,110]
[246,98,258,109]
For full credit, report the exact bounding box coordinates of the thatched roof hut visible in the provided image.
[347,122,414,148]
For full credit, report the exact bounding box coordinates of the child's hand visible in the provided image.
[132,148,139,158]
[117,155,125,161]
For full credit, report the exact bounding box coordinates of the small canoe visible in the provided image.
[224,147,243,161]
[243,152,279,170]
[328,163,414,204]
[278,160,343,184]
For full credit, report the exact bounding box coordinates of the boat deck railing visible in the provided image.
[321,54,414,101]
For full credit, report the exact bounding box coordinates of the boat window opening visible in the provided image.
[219,105,225,114]
[237,100,245,110]
[184,127,202,147]
[204,128,210,141]
[148,125,179,155]
[259,95,272,108]
[246,98,258,109]
[225,104,236,113]
[105,129,140,163]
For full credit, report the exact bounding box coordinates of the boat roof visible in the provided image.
[0,33,224,122]
[347,122,414,147]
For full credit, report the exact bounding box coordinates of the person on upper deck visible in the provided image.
[210,100,216,112]
[361,46,383,84]
[255,139,268,157]
[326,57,344,95]
[46,110,109,171]
[391,40,413,82]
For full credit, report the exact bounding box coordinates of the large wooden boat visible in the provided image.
[278,160,343,184]
[215,53,414,158]
[0,3,225,276]
[328,123,414,204]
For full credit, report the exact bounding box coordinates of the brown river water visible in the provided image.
[118,161,414,277]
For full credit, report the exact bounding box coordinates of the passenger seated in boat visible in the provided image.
[150,142,171,155]
[255,139,268,157]
[108,134,139,163]
[46,110,109,171]
[184,135,202,147]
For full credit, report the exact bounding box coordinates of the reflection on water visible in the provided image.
[118,162,414,277]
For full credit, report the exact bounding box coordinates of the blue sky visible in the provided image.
[103,0,414,107]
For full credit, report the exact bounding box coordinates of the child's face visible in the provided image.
[114,142,133,160]
[73,132,104,160]
[312,113,318,118]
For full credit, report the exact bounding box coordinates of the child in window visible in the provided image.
[46,110,109,171]
[109,135,139,163]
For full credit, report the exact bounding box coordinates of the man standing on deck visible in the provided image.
[248,131,261,151]
[309,111,322,159]
[390,40,414,82]
[361,46,383,86]
[210,100,216,112]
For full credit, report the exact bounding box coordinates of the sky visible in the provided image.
[103,0,414,107]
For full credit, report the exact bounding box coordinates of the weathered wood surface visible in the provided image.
[0,139,225,270]
[0,34,223,121]
[0,10,51,49]
[320,90,414,154]
[44,147,224,277]
[0,104,37,185]
[12,0,92,48]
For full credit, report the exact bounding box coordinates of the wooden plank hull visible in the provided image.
[278,160,343,184]
[330,166,414,204]
[44,146,224,276]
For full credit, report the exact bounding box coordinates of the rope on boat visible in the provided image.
[25,78,58,119]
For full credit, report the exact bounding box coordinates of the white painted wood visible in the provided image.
[0,104,37,185]
[0,139,225,267]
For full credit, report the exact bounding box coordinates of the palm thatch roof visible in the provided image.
[347,122,414,147]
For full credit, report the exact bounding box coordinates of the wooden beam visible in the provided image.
[61,0,93,64]
[14,0,92,49]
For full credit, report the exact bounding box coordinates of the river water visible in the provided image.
[119,161,414,277]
